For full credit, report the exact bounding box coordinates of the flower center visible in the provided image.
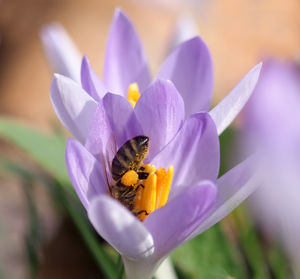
[110,135,173,222]
[127,83,140,108]
[121,164,174,221]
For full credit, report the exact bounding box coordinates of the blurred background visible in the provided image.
[0,0,300,278]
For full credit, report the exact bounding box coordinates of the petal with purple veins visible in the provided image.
[134,79,185,161]
[88,195,155,260]
[50,74,97,143]
[103,93,143,148]
[103,9,151,95]
[157,37,213,116]
[85,102,116,183]
[151,112,219,199]
[144,182,217,257]
[65,139,107,209]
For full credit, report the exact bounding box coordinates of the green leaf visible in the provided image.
[55,182,119,279]
[24,180,42,278]
[2,160,119,279]
[232,206,292,279]
[219,127,237,177]
[267,243,291,279]
[171,222,247,279]
[0,118,69,184]
[0,119,120,278]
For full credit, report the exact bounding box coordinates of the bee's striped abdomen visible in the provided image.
[111,136,149,181]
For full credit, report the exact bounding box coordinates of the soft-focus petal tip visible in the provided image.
[52,72,65,81]
[210,62,263,135]
[157,34,213,115]
[40,23,82,82]
[51,73,72,90]
[153,78,176,88]
[66,137,75,149]
[114,7,127,17]
[187,36,206,46]
[113,7,130,24]
[104,6,150,94]
[81,55,89,64]
[40,22,62,39]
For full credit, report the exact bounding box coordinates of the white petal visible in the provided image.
[50,74,97,143]
[122,256,164,279]
[40,23,82,83]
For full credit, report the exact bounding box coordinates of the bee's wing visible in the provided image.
[101,135,117,191]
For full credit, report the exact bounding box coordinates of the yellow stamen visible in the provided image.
[141,172,157,215]
[134,185,143,213]
[143,164,156,173]
[127,83,141,108]
[121,170,138,186]
[133,164,173,221]
[155,166,174,209]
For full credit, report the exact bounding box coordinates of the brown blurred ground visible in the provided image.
[0,0,300,278]
[36,220,100,279]
[0,142,60,279]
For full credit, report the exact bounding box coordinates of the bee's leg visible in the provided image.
[119,186,133,196]
[134,210,149,216]
[119,183,145,199]
[135,184,144,191]
[120,186,137,199]
[116,182,131,195]
[122,192,136,199]
[119,189,130,197]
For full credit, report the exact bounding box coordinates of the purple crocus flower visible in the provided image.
[41,9,261,139]
[42,9,262,279]
[243,59,300,270]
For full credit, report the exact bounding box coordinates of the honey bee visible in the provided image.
[110,135,150,214]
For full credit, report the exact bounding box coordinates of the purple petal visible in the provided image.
[244,59,300,150]
[81,56,107,101]
[151,112,219,199]
[85,102,116,183]
[189,156,260,239]
[50,74,97,143]
[88,195,154,259]
[65,139,107,209]
[210,63,262,135]
[144,182,217,257]
[103,93,143,148]
[157,37,213,116]
[103,9,151,95]
[40,23,81,83]
[134,79,185,161]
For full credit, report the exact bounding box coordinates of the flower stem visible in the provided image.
[154,257,177,279]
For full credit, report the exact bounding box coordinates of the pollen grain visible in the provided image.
[121,170,139,186]
[133,164,174,222]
